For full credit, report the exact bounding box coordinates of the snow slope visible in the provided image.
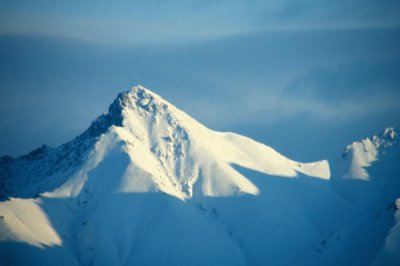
[332,127,400,210]
[0,86,398,265]
[331,127,400,265]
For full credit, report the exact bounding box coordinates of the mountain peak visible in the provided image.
[342,127,398,158]
[31,85,330,200]
[112,85,169,115]
[380,127,397,142]
[337,126,398,183]
[85,85,170,139]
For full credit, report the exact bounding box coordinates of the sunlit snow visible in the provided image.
[0,86,398,265]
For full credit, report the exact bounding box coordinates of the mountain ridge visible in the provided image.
[1,85,330,201]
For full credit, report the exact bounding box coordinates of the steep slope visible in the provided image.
[0,86,398,265]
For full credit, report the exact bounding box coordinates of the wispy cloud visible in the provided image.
[257,0,400,30]
[1,1,399,45]
[279,58,400,119]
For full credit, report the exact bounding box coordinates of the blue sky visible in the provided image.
[1,0,400,161]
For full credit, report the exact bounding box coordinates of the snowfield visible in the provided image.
[0,86,399,265]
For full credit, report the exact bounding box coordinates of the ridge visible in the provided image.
[342,127,398,160]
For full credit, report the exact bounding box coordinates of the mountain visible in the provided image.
[331,127,400,265]
[0,86,398,265]
[333,127,399,209]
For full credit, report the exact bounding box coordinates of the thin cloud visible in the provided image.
[1,1,399,45]
[282,58,400,107]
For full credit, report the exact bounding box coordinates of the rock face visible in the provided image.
[0,86,398,266]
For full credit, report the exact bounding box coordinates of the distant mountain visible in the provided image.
[333,127,399,208]
[332,127,400,265]
[0,86,398,265]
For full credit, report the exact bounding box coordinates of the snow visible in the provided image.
[332,127,400,210]
[373,198,400,265]
[0,85,399,265]
[0,198,61,247]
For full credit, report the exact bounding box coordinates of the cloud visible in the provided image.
[0,1,255,45]
[281,58,400,119]
[1,0,399,45]
[258,0,400,29]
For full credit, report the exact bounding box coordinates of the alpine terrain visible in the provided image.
[0,85,399,265]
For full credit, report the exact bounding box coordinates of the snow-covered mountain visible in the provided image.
[0,86,398,265]
[331,127,400,265]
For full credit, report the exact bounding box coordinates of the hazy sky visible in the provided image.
[1,0,400,161]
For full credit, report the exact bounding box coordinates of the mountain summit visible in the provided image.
[2,85,329,200]
[0,86,399,265]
